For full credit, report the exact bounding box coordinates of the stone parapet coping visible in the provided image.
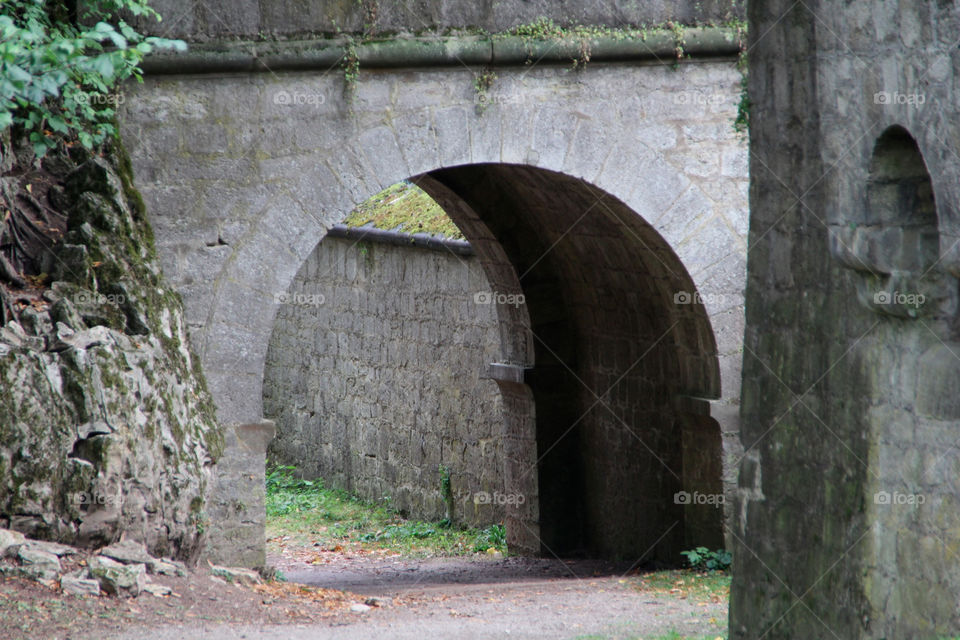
[141,28,743,75]
[326,223,475,256]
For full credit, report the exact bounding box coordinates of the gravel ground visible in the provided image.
[105,552,728,640]
[0,542,727,639]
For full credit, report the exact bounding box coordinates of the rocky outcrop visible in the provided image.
[0,140,221,561]
[0,527,191,597]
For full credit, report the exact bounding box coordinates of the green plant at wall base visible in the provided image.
[438,464,455,523]
[0,0,186,156]
[266,464,315,499]
[265,465,508,557]
[438,464,451,494]
[472,523,505,553]
[681,546,732,572]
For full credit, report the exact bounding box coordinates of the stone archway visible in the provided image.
[119,58,748,563]
[261,163,726,561]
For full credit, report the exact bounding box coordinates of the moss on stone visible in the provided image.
[0,135,221,560]
[343,181,464,239]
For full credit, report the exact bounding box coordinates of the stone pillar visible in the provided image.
[709,399,742,552]
[487,363,540,555]
[677,406,726,551]
[205,421,276,568]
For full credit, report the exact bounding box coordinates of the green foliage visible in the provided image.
[472,523,506,553]
[473,66,496,114]
[438,463,451,497]
[503,17,748,70]
[265,464,508,557]
[190,509,209,536]
[342,37,359,99]
[681,546,732,572]
[510,17,566,40]
[734,72,749,134]
[0,0,185,156]
[266,463,318,504]
[670,22,686,61]
[358,521,443,542]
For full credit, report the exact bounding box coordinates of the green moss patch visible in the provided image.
[343,181,464,240]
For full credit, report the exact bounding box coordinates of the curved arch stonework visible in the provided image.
[121,61,747,419]
[119,58,748,559]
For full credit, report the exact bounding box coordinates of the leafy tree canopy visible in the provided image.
[0,0,185,155]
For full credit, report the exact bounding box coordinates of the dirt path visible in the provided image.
[107,552,728,639]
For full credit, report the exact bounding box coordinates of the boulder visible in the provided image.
[99,539,155,566]
[61,574,101,596]
[99,542,192,578]
[17,547,61,581]
[23,539,79,557]
[142,582,172,597]
[152,559,186,577]
[0,528,25,557]
[209,564,262,586]
[88,555,146,597]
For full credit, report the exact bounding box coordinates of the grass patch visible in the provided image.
[631,569,730,604]
[342,181,464,239]
[265,465,506,557]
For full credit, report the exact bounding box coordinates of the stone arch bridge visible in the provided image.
[118,25,749,565]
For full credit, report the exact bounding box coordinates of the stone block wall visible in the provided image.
[137,0,745,41]
[263,233,507,526]
[731,1,960,638]
[205,422,275,567]
[120,47,750,564]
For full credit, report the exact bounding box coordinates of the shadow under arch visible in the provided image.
[267,163,724,563]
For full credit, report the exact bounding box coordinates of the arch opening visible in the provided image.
[865,125,939,274]
[263,164,724,563]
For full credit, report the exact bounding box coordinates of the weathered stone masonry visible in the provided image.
[139,0,744,41]
[120,11,750,565]
[263,229,507,525]
[732,1,960,638]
